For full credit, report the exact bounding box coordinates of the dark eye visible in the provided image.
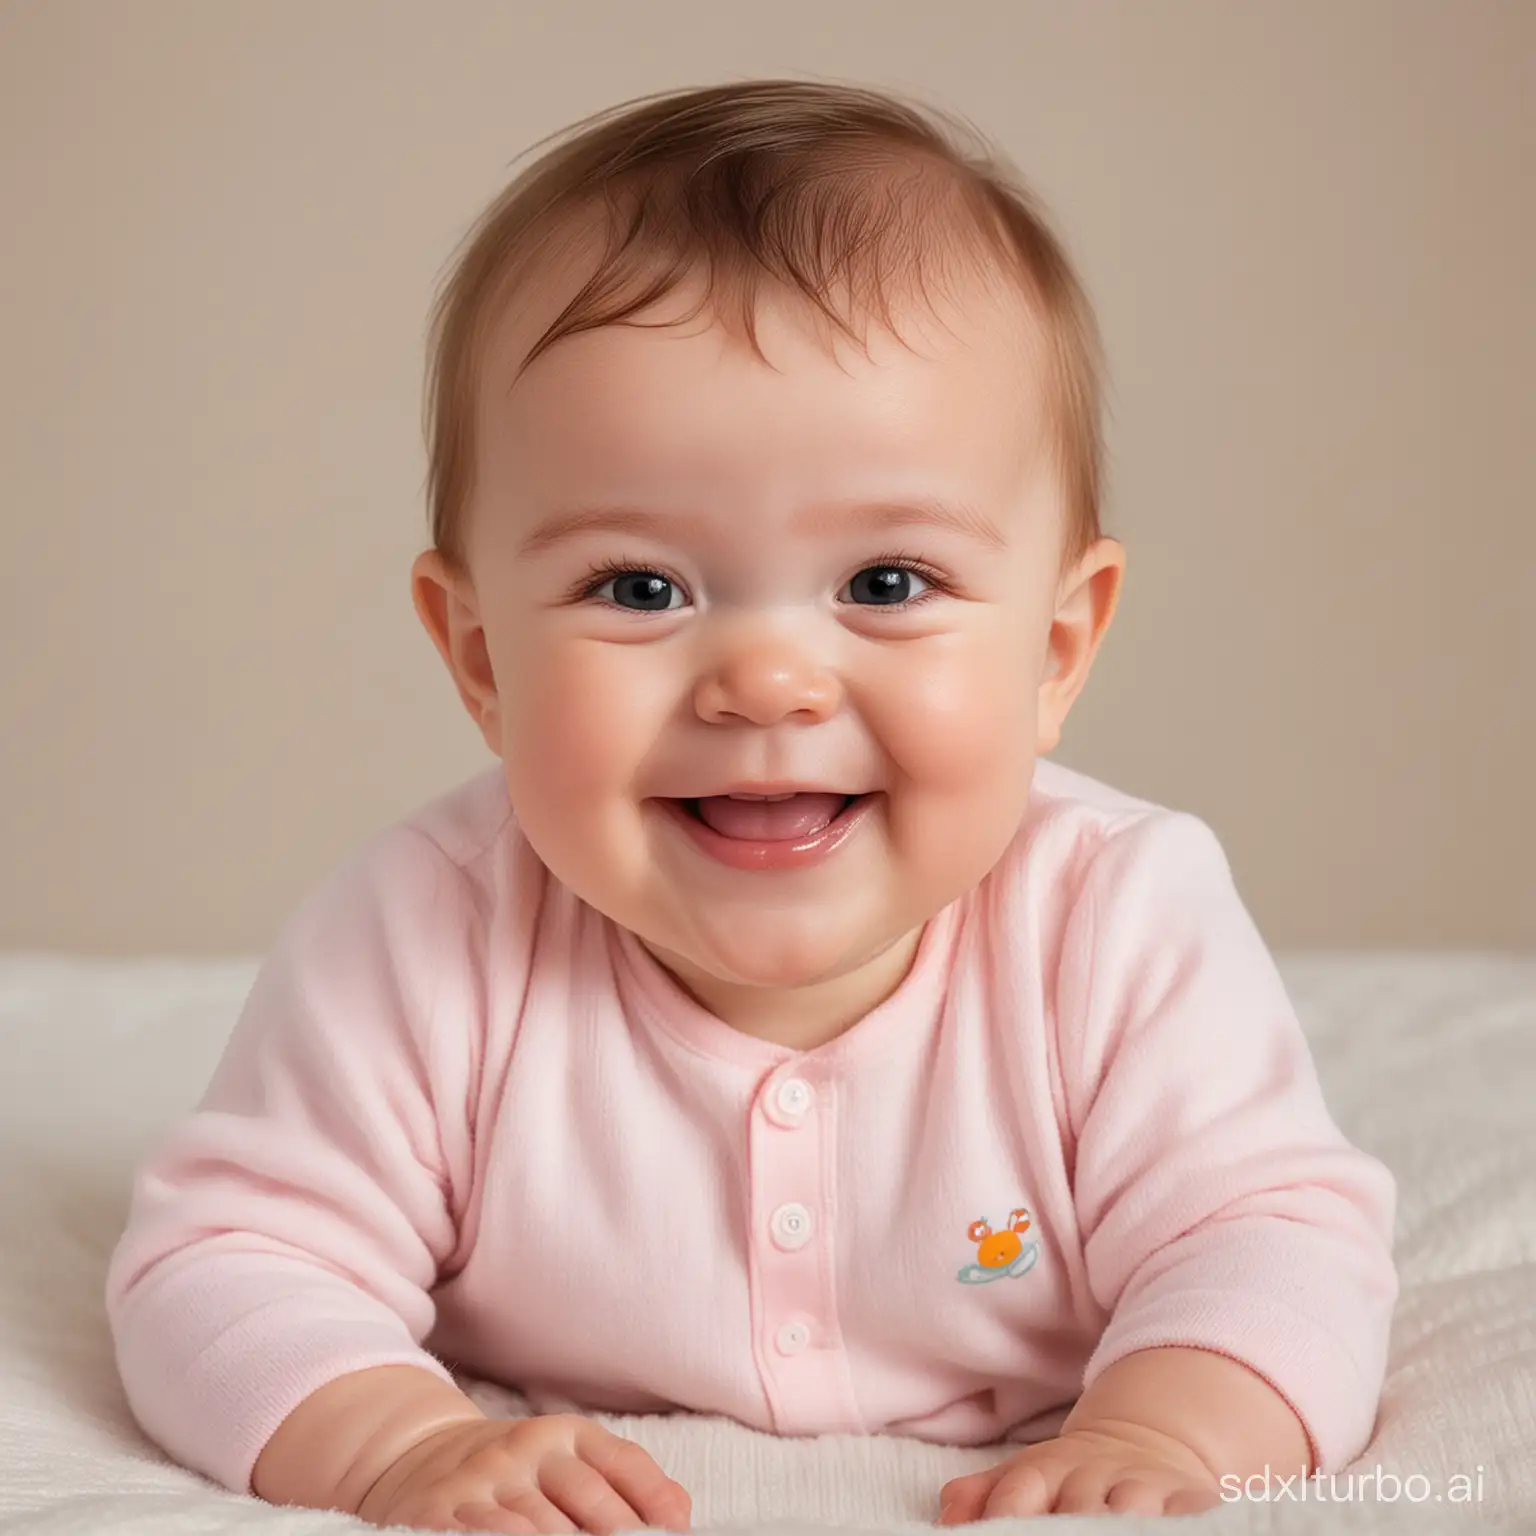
[846,565,932,606]
[595,571,683,612]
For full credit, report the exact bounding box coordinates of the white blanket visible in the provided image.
[1,952,1531,1533]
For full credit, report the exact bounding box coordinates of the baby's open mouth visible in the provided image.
[667,792,868,842]
[675,794,862,821]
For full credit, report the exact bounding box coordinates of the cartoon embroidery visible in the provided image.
[956,1206,1040,1284]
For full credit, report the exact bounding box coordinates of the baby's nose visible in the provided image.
[691,639,842,725]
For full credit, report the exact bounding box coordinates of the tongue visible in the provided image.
[694,792,849,840]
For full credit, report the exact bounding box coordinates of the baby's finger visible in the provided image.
[1104,1476,1168,1515]
[452,1498,543,1534]
[578,1426,692,1528]
[540,1453,644,1536]
[981,1459,1056,1518]
[488,1485,579,1533]
[1051,1458,1118,1514]
[936,1466,1003,1524]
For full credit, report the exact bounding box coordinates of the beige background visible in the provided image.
[1,0,1531,956]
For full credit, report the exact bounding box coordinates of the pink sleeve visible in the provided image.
[1057,811,1398,1474]
[104,827,476,1497]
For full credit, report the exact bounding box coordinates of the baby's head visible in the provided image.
[412,79,1124,1035]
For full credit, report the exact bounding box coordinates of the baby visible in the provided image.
[104,79,1398,1530]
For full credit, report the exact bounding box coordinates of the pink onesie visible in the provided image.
[104,758,1398,1498]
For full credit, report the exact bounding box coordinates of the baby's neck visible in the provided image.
[644,925,925,1053]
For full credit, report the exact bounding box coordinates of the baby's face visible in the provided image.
[415,257,1122,1029]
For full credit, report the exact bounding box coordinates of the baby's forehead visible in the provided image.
[482,282,1045,487]
[480,207,1047,401]
[466,219,1054,534]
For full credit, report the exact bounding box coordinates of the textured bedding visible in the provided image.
[0,951,1531,1533]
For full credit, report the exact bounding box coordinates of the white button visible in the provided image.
[770,1202,813,1250]
[773,1077,813,1123]
[775,1320,811,1356]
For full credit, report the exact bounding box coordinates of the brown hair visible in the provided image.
[423,78,1107,577]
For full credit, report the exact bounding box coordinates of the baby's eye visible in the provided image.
[843,563,934,607]
[592,570,686,612]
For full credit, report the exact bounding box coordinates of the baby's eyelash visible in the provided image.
[566,557,680,605]
[566,550,952,610]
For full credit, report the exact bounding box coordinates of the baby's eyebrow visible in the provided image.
[516,496,1008,558]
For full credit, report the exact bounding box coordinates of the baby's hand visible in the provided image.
[936,1423,1221,1521]
[355,1412,693,1534]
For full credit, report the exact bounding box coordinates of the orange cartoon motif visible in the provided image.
[957,1206,1039,1285]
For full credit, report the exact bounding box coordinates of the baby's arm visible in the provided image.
[945,811,1395,1520]
[104,828,481,1499]
[251,1365,486,1512]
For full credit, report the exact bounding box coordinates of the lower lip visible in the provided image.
[655,793,878,872]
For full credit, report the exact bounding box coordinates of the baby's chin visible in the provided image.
[632,900,934,1043]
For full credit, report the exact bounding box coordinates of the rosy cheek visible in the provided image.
[876,649,1034,786]
[510,647,664,797]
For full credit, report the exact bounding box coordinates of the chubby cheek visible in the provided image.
[494,642,657,798]
[493,640,665,871]
[879,632,1036,784]
[871,639,1039,863]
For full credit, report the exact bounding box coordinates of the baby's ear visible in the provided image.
[411,549,502,753]
[1037,536,1126,747]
